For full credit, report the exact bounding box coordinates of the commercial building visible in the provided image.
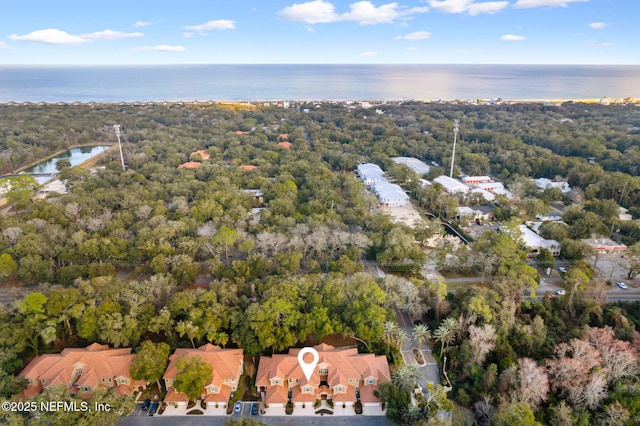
[583,238,628,252]
[433,175,469,194]
[391,157,431,175]
[356,163,385,186]
[518,225,561,256]
[371,181,410,206]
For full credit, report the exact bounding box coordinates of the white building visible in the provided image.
[462,176,492,184]
[471,188,495,202]
[433,175,469,194]
[356,163,385,186]
[518,225,561,256]
[372,181,410,206]
[535,178,571,194]
[391,157,431,175]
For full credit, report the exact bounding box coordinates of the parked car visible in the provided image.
[558,267,567,273]
[555,289,566,296]
[234,401,242,413]
[617,281,628,289]
[148,401,160,416]
[141,399,151,411]
[251,403,259,415]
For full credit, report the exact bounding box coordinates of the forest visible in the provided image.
[0,101,640,425]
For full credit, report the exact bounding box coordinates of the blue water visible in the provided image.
[21,146,111,174]
[0,65,639,102]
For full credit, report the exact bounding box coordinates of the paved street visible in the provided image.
[119,412,392,426]
[395,308,441,388]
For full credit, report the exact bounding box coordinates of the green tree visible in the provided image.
[374,381,412,424]
[0,253,18,282]
[173,355,213,403]
[492,401,542,426]
[130,341,171,391]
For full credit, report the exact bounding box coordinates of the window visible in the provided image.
[336,386,344,392]
[119,378,127,385]
[273,378,282,385]
[108,378,112,383]
[366,378,376,385]
[319,367,328,375]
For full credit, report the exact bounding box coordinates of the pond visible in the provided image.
[20,145,111,183]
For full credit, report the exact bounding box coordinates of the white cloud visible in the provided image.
[0,42,10,49]
[10,29,88,45]
[514,0,588,8]
[589,22,608,29]
[467,1,509,15]
[183,19,236,31]
[279,1,427,25]
[134,21,152,28]
[9,28,144,45]
[501,34,526,41]
[342,1,400,25]
[83,30,143,40]
[397,30,432,40]
[406,46,417,51]
[182,32,194,38]
[427,0,508,15]
[279,0,339,24]
[134,45,185,51]
[305,25,316,32]
[360,51,378,56]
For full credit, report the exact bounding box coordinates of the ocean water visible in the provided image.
[0,64,639,103]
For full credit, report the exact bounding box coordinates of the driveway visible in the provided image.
[395,308,441,389]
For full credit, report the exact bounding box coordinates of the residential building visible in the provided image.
[371,181,409,206]
[256,344,390,409]
[18,343,146,399]
[189,150,211,161]
[356,163,385,186]
[163,344,244,406]
[178,161,201,169]
[433,175,469,194]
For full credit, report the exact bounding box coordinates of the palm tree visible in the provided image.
[393,329,409,349]
[382,321,400,352]
[402,405,423,424]
[412,323,431,348]
[434,318,456,358]
[392,365,419,392]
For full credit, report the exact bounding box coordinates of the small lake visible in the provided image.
[21,145,111,181]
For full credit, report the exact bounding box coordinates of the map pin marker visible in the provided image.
[297,347,320,381]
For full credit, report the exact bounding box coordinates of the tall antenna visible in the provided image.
[449,119,460,178]
[113,124,126,171]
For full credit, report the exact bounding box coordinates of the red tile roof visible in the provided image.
[178,161,201,169]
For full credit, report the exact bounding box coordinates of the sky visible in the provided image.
[0,0,637,65]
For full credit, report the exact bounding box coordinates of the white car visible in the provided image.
[555,289,566,296]
[558,267,567,273]
[616,281,628,289]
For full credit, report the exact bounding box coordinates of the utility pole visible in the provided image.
[113,125,125,171]
[449,119,460,178]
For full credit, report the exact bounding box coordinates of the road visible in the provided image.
[395,308,441,388]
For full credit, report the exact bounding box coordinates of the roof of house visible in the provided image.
[256,344,390,404]
[239,165,258,171]
[164,344,243,390]
[277,141,293,149]
[18,344,138,396]
[189,150,210,161]
[178,161,201,169]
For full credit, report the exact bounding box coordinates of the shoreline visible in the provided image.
[1,98,637,106]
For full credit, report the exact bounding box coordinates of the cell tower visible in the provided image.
[113,124,126,171]
[449,119,460,178]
